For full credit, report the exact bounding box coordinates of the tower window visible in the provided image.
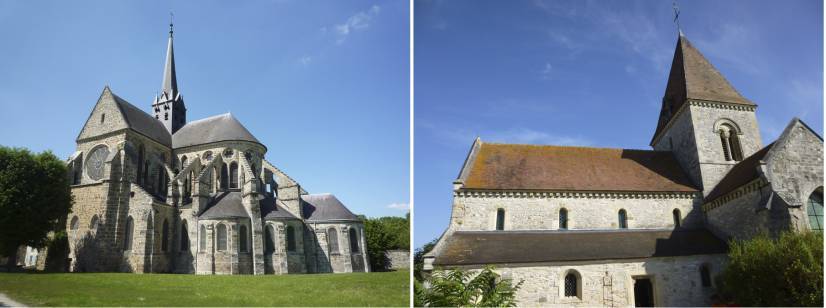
[100,113,105,123]
[718,124,744,161]
[495,208,505,230]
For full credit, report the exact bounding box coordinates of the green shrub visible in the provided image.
[716,231,823,306]
[417,266,523,307]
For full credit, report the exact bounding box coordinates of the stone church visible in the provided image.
[61,24,369,275]
[424,34,823,306]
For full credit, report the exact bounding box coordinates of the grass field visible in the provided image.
[0,270,409,307]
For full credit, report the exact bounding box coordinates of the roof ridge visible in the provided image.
[481,142,657,152]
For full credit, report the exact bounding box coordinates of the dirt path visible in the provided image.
[0,293,25,307]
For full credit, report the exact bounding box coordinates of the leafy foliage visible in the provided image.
[363,215,409,271]
[0,147,73,265]
[414,238,437,282]
[716,231,823,307]
[416,266,523,307]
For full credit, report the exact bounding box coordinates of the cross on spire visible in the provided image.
[673,0,683,36]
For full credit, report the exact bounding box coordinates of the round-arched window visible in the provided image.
[807,188,823,231]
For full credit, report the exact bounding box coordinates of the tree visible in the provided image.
[416,265,523,307]
[716,231,823,307]
[363,215,409,271]
[0,147,73,268]
[414,238,437,282]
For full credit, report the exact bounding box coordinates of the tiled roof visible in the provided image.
[704,143,774,203]
[260,196,300,220]
[653,35,755,144]
[172,113,261,149]
[199,191,249,219]
[434,229,728,266]
[110,92,172,146]
[462,143,697,192]
[301,193,360,222]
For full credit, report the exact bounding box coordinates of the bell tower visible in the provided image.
[152,21,187,134]
[651,34,762,196]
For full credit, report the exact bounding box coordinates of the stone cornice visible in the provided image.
[454,189,699,199]
[651,99,757,146]
[702,178,768,211]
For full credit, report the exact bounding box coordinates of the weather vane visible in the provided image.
[673,0,682,35]
[169,12,174,35]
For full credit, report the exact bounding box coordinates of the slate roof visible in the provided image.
[172,113,261,149]
[434,229,728,266]
[199,191,250,220]
[110,92,172,146]
[652,35,755,145]
[704,143,774,203]
[462,143,698,192]
[260,196,300,220]
[301,194,361,222]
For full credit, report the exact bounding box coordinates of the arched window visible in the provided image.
[199,225,206,252]
[700,264,712,287]
[180,220,189,251]
[161,220,169,252]
[70,216,79,231]
[717,124,743,161]
[495,208,505,230]
[184,171,192,197]
[123,216,134,250]
[564,271,580,298]
[807,188,823,231]
[240,225,249,253]
[180,155,187,169]
[559,208,568,230]
[673,209,682,228]
[137,145,145,184]
[349,228,359,253]
[157,166,165,196]
[90,215,99,232]
[286,225,296,252]
[221,163,229,190]
[265,225,275,253]
[618,209,627,229]
[229,162,239,188]
[327,227,339,254]
[216,224,228,251]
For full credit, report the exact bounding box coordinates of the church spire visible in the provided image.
[152,15,187,135]
[161,16,178,100]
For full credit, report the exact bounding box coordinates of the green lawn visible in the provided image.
[0,270,409,307]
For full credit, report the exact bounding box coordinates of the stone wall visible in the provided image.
[455,255,727,307]
[450,192,702,231]
[386,250,409,269]
[705,184,769,240]
[653,105,701,188]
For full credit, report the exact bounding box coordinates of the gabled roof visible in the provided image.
[172,113,261,149]
[652,35,755,145]
[110,91,172,146]
[434,229,728,266]
[199,191,250,220]
[460,141,698,192]
[301,193,360,222]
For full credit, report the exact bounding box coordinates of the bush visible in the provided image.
[716,231,823,306]
[416,266,523,307]
[414,238,437,282]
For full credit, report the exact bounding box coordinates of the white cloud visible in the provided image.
[298,55,312,66]
[334,5,381,44]
[386,203,409,211]
[540,62,553,79]
[485,128,593,146]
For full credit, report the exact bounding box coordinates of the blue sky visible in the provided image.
[0,0,409,218]
[414,0,823,247]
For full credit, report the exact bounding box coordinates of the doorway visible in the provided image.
[634,277,654,307]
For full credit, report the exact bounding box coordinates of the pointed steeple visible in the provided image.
[651,34,755,144]
[152,19,187,135]
[161,21,178,100]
